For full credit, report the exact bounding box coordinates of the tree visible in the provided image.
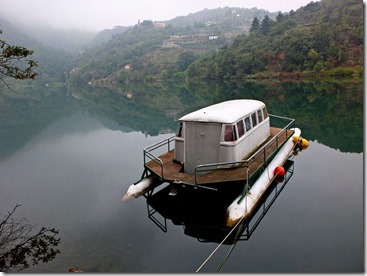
[276,12,285,22]
[249,17,260,33]
[0,204,60,272]
[140,20,154,28]
[177,51,196,71]
[0,30,38,86]
[260,15,272,35]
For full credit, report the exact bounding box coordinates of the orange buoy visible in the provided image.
[274,166,285,177]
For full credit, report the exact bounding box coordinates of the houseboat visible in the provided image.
[122,99,308,226]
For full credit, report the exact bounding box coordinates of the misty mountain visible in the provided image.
[71,0,363,84]
[0,17,96,52]
[70,7,279,83]
[89,25,130,47]
[0,18,73,83]
[0,4,98,52]
[3,2,361,87]
[0,18,39,48]
[20,25,96,52]
[87,7,276,48]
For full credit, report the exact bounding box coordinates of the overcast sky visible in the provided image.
[0,0,320,32]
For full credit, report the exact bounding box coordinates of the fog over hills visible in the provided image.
[0,0,319,32]
[0,0,320,51]
[0,18,96,51]
[1,6,276,51]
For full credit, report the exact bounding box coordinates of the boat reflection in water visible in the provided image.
[146,159,295,244]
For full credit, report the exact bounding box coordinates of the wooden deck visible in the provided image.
[145,127,293,186]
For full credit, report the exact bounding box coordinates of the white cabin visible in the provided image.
[174,99,270,174]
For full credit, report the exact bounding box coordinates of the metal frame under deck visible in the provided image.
[146,159,295,239]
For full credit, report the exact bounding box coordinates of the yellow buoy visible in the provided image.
[300,138,309,149]
[293,135,309,151]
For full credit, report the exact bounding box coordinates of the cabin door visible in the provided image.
[184,122,221,174]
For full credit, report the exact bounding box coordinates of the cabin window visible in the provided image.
[262,107,268,119]
[177,122,183,138]
[236,120,245,138]
[257,110,263,123]
[244,117,251,132]
[224,124,237,142]
[251,113,258,127]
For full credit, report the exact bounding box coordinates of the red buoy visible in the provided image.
[274,166,285,177]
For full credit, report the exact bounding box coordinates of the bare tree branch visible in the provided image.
[0,204,60,272]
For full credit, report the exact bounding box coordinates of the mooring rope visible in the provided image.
[217,221,245,272]
[195,214,246,272]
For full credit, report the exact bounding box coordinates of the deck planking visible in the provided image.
[145,127,293,185]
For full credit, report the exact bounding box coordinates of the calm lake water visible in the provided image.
[0,80,363,273]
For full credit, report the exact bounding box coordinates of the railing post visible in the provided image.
[237,166,250,204]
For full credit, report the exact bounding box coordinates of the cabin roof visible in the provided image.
[179,99,265,124]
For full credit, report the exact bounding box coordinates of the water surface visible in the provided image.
[0,80,363,273]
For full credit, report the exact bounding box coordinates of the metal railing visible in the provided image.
[142,114,295,186]
[246,115,295,172]
[143,135,176,179]
[194,160,249,184]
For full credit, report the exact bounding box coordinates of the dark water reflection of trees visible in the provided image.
[0,79,363,158]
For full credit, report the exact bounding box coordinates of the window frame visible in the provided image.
[224,124,238,142]
[244,116,252,132]
[257,109,263,124]
[251,112,258,128]
[177,122,184,138]
[236,120,245,138]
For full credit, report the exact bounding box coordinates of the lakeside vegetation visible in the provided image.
[0,79,363,159]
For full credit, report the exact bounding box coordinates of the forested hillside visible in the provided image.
[70,7,277,84]
[1,0,363,86]
[187,0,363,81]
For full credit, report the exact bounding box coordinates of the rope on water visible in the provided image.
[195,215,246,272]
[217,222,244,272]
